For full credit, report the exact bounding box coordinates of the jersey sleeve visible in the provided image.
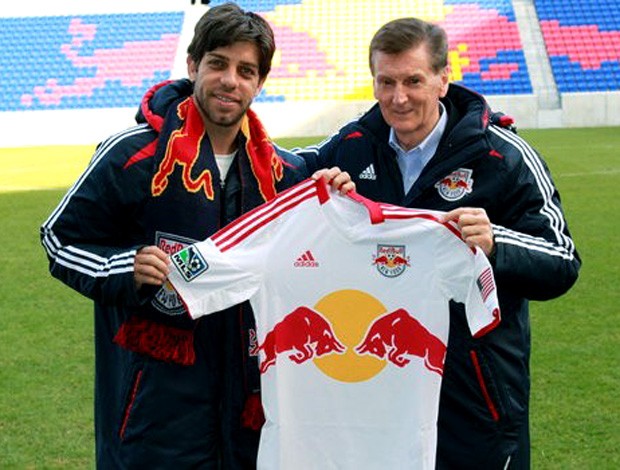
[438,229,501,338]
[167,231,265,319]
[462,247,501,337]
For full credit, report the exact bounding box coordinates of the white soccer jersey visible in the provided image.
[168,178,501,470]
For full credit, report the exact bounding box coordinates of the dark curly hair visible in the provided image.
[187,2,275,79]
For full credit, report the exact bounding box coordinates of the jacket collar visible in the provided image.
[357,83,491,152]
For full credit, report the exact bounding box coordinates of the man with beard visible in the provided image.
[40,3,351,468]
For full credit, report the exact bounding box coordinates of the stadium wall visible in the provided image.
[1,0,618,148]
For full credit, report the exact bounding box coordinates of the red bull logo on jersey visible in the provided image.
[356,308,446,376]
[373,245,410,278]
[435,168,474,201]
[254,290,446,381]
[251,306,345,373]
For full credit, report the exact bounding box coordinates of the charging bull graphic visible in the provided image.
[252,306,345,373]
[151,98,215,200]
[19,15,181,108]
[355,308,447,376]
[252,0,531,102]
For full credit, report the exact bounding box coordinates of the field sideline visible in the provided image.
[0,131,618,193]
[1,127,619,468]
[0,144,98,193]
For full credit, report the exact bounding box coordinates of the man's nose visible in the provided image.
[392,84,407,105]
[220,67,238,89]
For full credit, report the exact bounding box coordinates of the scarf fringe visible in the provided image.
[113,315,196,366]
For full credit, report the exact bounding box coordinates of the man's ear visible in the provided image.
[187,55,197,80]
[439,66,450,98]
[255,78,265,97]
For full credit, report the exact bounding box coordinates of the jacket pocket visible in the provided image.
[119,368,144,440]
[469,349,501,422]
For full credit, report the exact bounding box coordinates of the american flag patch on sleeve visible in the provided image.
[476,267,496,301]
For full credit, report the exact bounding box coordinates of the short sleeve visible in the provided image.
[438,229,501,338]
[167,237,263,319]
[463,248,501,337]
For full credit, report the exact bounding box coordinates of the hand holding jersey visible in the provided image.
[134,245,170,289]
[442,207,495,257]
[166,177,501,469]
[311,166,354,195]
[133,168,355,291]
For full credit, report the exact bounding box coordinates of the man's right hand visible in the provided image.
[134,246,170,290]
[312,166,355,194]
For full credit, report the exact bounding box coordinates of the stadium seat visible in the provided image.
[535,0,620,92]
[1,12,183,111]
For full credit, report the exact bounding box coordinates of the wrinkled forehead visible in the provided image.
[371,45,435,77]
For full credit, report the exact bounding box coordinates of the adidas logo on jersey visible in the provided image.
[294,250,319,268]
[359,164,376,180]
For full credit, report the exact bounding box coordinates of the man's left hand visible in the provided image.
[442,207,495,257]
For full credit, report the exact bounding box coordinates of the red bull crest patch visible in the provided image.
[435,168,474,201]
[372,244,410,278]
[171,245,209,282]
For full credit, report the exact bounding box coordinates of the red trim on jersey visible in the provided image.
[470,350,500,422]
[217,192,315,252]
[316,176,330,204]
[347,190,385,224]
[119,369,143,439]
[210,178,471,256]
[213,179,319,251]
[213,179,314,242]
[381,206,467,243]
[473,308,501,338]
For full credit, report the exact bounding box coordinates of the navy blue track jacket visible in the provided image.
[296,83,581,469]
[40,79,308,468]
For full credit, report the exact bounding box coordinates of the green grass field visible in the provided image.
[1,127,619,468]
